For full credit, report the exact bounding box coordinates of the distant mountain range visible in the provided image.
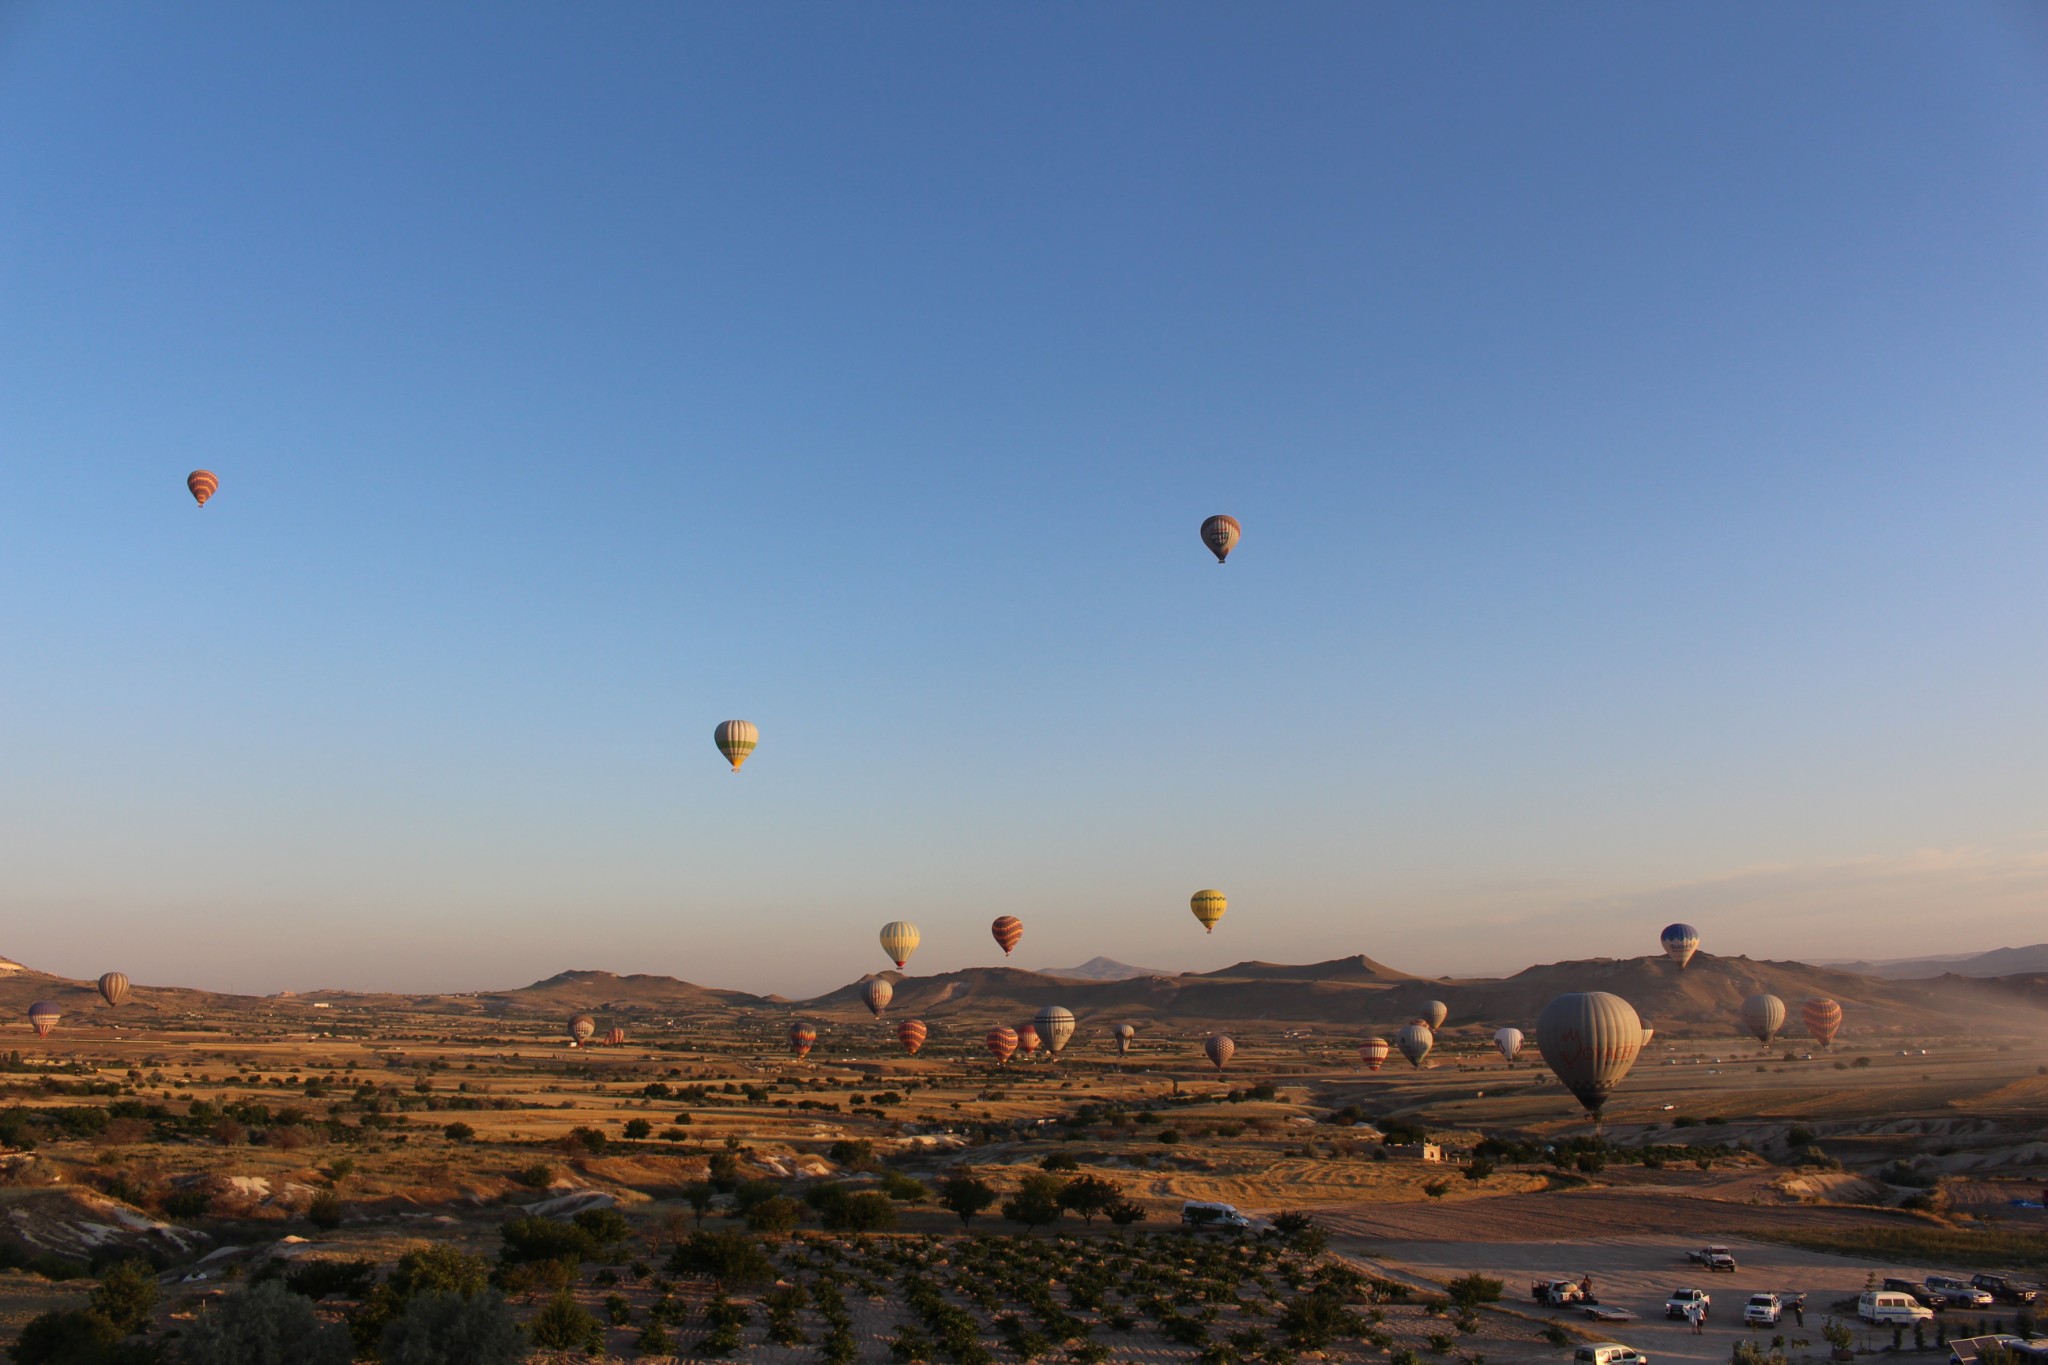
[1823,943,2048,979]
[1036,957,1173,981]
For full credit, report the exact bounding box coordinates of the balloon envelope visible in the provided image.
[985,1027,1019,1064]
[1190,889,1227,933]
[1205,1034,1235,1070]
[1395,1022,1434,1067]
[1660,923,1700,969]
[897,1019,928,1055]
[1801,996,1843,1048]
[604,1028,626,1046]
[1112,1023,1136,1056]
[1536,991,1645,1116]
[1421,1000,1448,1030]
[861,978,893,1017]
[27,1003,60,1039]
[1741,993,1787,1045]
[1494,1027,1524,1062]
[788,1023,817,1058]
[97,973,130,1007]
[1359,1037,1390,1072]
[713,719,758,772]
[1200,514,1241,563]
[1033,1006,1076,1054]
[567,1015,595,1044]
[187,470,218,507]
[1015,1023,1041,1053]
[990,916,1023,956]
[879,921,921,970]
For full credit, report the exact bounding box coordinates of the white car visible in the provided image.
[1746,1294,1782,1326]
[1666,1289,1711,1320]
[1576,1345,1648,1365]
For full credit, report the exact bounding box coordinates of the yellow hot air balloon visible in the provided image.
[879,921,921,970]
[1190,889,1227,933]
[714,719,758,772]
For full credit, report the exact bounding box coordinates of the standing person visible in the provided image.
[1688,1302,1705,1335]
[1792,1298,1805,1328]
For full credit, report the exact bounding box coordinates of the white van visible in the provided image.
[1181,1200,1251,1231]
[1860,1292,1934,1325]
[1575,1344,1648,1365]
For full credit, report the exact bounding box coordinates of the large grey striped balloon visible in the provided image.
[1536,991,1644,1116]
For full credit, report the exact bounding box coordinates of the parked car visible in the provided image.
[1860,1292,1935,1326]
[1688,1246,1738,1272]
[1574,1344,1648,1365]
[1534,1279,1587,1307]
[1180,1200,1251,1231]
[1746,1294,1783,1326]
[1665,1289,1711,1320]
[1970,1275,2041,1306]
[1885,1278,1948,1309]
[1928,1277,1996,1310]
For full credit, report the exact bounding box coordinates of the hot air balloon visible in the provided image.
[1190,889,1227,933]
[27,1003,60,1039]
[1112,1023,1136,1056]
[879,921,921,971]
[1639,1016,1656,1047]
[1536,991,1645,1117]
[1359,1037,1390,1072]
[1033,1006,1076,1054]
[97,973,129,1008]
[1396,1022,1434,1067]
[861,978,893,1017]
[187,470,218,507]
[1205,1034,1235,1071]
[991,916,1023,956]
[1660,923,1700,969]
[985,1026,1019,1064]
[897,1019,928,1055]
[1420,1000,1449,1030]
[788,1023,817,1059]
[1200,515,1241,564]
[1494,1027,1524,1063]
[1740,993,1786,1046]
[1801,996,1843,1048]
[713,720,758,772]
[1015,1022,1041,1055]
[604,1028,626,1046]
[568,1015,595,1046]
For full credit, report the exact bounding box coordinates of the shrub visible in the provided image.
[307,1190,343,1230]
[828,1138,875,1168]
[526,1288,604,1353]
[622,1118,652,1140]
[1040,1152,1080,1173]
[285,1257,377,1301]
[1278,1288,1362,1349]
[1445,1274,1503,1309]
[9,1309,123,1365]
[442,1122,475,1143]
[496,1214,593,1266]
[879,1170,927,1202]
[665,1230,776,1287]
[90,1258,160,1332]
[380,1289,523,1365]
[804,1183,898,1232]
[746,1196,804,1239]
[571,1206,632,1254]
[162,1188,210,1219]
[180,1280,354,1365]
[1542,1324,1572,1347]
[514,1162,553,1189]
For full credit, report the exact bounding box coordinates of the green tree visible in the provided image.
[496,1214,594,1266]
[526,1289,604,1353]
[89,1260,159,1334]
[1002,1173,1066,1232]
[442,1122,475,1143]
[665,1230,776,1288]
[1057,1175,1124,1225]
[681,1181,717,1226]
[9,1309,123,1365]
[937,1175,996,1228]
[745,1196,804,1239]
[622,1118,652,1141]
[179,1281,354,1365]
[380,1290,524,1365]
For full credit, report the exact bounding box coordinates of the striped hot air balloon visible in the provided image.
[985,1026,1018,1064]
[97,973,130,1008]
[879,921,920,971]
[861,978,893,1017]
[1801,996,1843,1048]
[788,1023,817,1059]
[567,1015,595,1046]
[1741,993,1786,1046]
[1014,1022,1041,1055]
[990,916,1023,956]
[714,720,758,772]
[27,1003,60,1039]
[1112,1023,1137,1057]
[1395,1022,1434,1068]
[897,1019,928,1055]
[1536,991,1645,1117]
[1359,1037,1390,1072]
[1033,1006,1076,1054]
[604,1028,626,1046]
[1204,1034,1235,1071]
[1421,1000,1449,1030]
[1660,923,1701,969]
[1190,889,1227,933]
[1200,514,1241,563]
[186,470,219,507]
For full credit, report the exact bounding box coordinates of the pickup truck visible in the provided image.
[1970,1275,2041,1306]
[1687,1246,1738,1272]
[1666,1289,1711,1320]
[1927,1277,1995,1310]
[1533,1279,1586,1307]
[1745,1294,1782,1326]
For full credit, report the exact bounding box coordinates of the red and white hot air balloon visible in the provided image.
[990,916,1023,956]
[985,1026,1018,1064]
[897,1019,928,1055]
[1358,1037,1390,1073]
[1801,997,1843,1048]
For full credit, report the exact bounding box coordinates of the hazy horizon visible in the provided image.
[3,6,2042,999]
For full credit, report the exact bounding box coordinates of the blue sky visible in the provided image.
[1,4,2043,996]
